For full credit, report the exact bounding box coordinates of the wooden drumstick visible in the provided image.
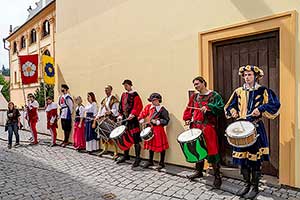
[186,106,203,110]
[239,121,245,132]
[237,114,252,132]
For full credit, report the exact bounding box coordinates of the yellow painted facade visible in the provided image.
[6,1,55,107]
[55,0,300,187]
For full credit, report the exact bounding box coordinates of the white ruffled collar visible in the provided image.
[46,102,58,111]
[243,83,261,91]
[150,104,163,112]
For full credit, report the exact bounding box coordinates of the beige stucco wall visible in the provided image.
[55,0,300,187]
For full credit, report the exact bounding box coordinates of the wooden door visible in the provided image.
[212,31,279,176]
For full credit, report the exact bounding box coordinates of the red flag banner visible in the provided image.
[19,54,39,85]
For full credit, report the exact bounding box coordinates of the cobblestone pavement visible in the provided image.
[1,127,300,200]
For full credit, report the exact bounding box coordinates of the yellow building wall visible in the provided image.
[55,0,300,187]
[7,3,56,108]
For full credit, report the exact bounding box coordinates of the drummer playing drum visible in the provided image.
[183,76,224,189]
[224,65,280,199]
[139,93,170,170]
[93,85,119,159]
[116,79,143,168]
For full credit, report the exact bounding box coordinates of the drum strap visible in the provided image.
[192,120,209,126]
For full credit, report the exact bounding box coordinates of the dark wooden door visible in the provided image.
[212,31,279,177]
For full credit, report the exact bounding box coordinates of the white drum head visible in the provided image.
[226,121,255,138]
[177,129,202,142]
[140,127,152,137]
[110,125,126,139]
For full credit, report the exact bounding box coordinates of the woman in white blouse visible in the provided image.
[84,92,99,153]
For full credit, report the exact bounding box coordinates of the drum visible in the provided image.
[110,125,133,151]
[177,129,207,163]
[95,117,117,141]
[140,127,154,141]
[225,121,259,148]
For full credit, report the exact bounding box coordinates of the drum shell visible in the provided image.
[225,121,258,148]
[140,128,154,141]
[177,135,207,163]
[110,126,133,151]
[96,117,117,140]
[226,129,257,148]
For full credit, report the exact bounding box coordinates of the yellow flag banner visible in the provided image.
[42,55,55,85]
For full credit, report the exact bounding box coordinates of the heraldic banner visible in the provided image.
[19,54,39,85]
[42,55,55,85]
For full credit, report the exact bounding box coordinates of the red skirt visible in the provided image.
[191,123,219,156]
[73,121,86,149]
[144,126,169,152]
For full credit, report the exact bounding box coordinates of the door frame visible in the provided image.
[198,11,296,186]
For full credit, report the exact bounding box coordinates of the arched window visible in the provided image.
[20,36,26,49]
[42,20,50,37]
[13,42,17,54]
[30,29,37,44]
[43,49,51,56]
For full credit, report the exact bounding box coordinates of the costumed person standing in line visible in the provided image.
[73,96,86,152]
[93,85,119,158]
[224,65,280,199]
[45,96,58,147]
[85,92,99,153]
[116,79,143,168]
[26,93,39,145]
[139,93,170,170]
[183,76,224,189]
[58,84,74,147]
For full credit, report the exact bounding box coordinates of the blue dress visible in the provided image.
[224,84,280,168]
[84,102,98,142]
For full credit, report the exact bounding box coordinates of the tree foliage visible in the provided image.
[0,74,10,102]
[33,82,54,107]
[1,65,10,76]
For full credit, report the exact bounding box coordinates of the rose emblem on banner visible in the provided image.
[22,61,37,77]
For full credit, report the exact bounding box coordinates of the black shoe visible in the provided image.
[237,184,251,197]
[50,143,57,147]
[143,161,154,168]
[62,142,68,148]
[186,171,203,181]
[77,149,85,153]
[243,186,259,199]
[132,159,141,168]
[156,163,165,170]
[14,143,20,148]
[116,156,130,164]
[213,175,222,189]
[7,144,12,149]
